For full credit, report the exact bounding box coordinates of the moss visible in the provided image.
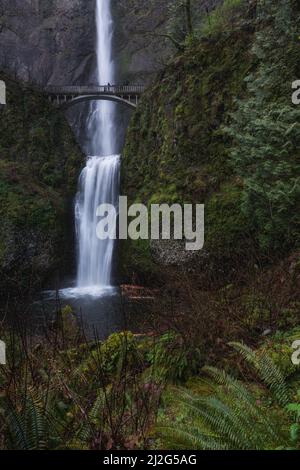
[119,238,160,285]
[258,328,300,380]
[75,332,139,380]
[0,73,83,296]
[122,29,255,281]
[205,182,250,257]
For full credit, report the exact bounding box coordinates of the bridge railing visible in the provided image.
[45,85,145,95]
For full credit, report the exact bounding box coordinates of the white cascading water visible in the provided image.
[75,0,120,293]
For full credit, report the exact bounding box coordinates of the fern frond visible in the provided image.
[229,342,290,406]
[158,342,291,450]
[6,390,55,450]
[157,424,230,450]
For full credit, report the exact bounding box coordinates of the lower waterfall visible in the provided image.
[75,155,120,290]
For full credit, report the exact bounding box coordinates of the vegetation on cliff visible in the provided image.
[227,0,300,252]
[0,73,83,297]
[117,0,300,449]
[122,0,300,281]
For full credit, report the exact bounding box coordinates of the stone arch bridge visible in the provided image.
[44,85,145,110]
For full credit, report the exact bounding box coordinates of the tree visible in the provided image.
[166,0,194,47]
[185,0,193,35]
[226,0,300,252]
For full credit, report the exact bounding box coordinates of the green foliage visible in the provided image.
[258,328,300,379]
[226,0,300,252]
[285,391,300,449]
[123,2,300,282]
[99,332,138,375]
[146,332,196,383]
[119,238,160,284]
[59,305,78,341]
[0,326,163,450]
[122,30,253,279]
[205,183,250,256]
[0,73,83,295]
[231,341,290,406]
[5,391,58,450]
[158,342,295,450]
[201,0,247,37]
[74,332,139,379]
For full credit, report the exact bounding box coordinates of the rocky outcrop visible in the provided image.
[114,0,173,84]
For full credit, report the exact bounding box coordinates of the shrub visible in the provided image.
[201,0,247,37]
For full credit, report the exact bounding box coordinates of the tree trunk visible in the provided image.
[185,0,193,35]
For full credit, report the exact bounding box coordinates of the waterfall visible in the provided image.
[88,0,116,156]
[75,155,119,288]
[75,0,119,292]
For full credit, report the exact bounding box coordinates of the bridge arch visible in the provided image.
[59,94,137,110]
[44,85,144,111]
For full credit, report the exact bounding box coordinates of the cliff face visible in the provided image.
[113,0,173,84]
[120,1,258,285]
[121,0,300,287]
[0,0,222,86]
[0,73,84,297]
[0,0,94,84]
[0,0,170,86]
[114,0,223,84]
[121,28,254,285]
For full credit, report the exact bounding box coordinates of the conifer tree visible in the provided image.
[227,0,300,252]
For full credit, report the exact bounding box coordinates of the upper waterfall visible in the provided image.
[88,0,116,156]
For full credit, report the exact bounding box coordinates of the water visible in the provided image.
[71,0,120,294]
[37,286,124,341]
[75,154,120,290]
[53,0,123,335]
[88,0,116,156]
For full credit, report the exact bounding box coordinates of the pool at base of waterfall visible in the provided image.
[58,285,117,299]
[33,283,124,340]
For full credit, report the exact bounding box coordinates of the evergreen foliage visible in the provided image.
[227,0,300,252]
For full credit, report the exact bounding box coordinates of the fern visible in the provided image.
[72,388,107,447]
[229,342,290,406]
[6,390,57,450]
[158,343,292,450]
